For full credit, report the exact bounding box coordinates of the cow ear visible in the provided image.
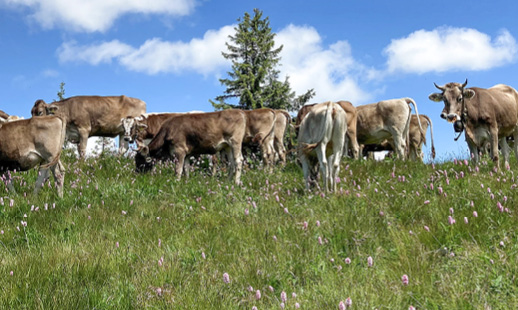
[463,89,475,99]
[428,93,443,102]
[47,106,59,115]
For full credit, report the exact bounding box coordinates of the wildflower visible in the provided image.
[316,220,321,227]
[284,207,289,214]
[424,200,430,205]
[409,306,416,310]
[424,226,430,232]
[295,302,300,309]
[255,290,261,300]
[473,211,478,218]
[245,208,249,215]
[449,208,454,215]
[158,239,162,247]
[273,235,278,241]
[201,252,206,259]
[345,257,351,264]
[339,301,346,310]
[269,285,274,292]
[116,242,119,248]
[379,210,384,216]
[280,302,285,309]
[500,241,505,247]
[10,271,13,276]
[248,285,254,292]
[281,291,287,302]
[292,292,297,298]
[345,297,352,307]
[464,217,468,224]
[303,221,308,230]
[122,210,127,215]
[367,256,373,267]
[222,273,230,284]
[448,216,455,225]
[318,236,323,245]
[252,307,258,310]
[402,274,409,286]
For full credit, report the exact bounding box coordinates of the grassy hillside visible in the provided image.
[1,150,517,309]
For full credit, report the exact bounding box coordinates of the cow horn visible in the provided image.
[434,83,445,92]
[461,79,468,89]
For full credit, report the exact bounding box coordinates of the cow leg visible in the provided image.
[499,137,511,169]
[230,143,243,185]
[77,128,90,158]
[34,167,51,196]
[489,126,499,167]
[315,143,329,192]
[274,137,287,165]
[174,152,186,180]
[183,157,191,178]
[349,133,360,159]
[2,172,16,194]
[299,153,312,190]
[391,131,406,159]
[50,161,65,198]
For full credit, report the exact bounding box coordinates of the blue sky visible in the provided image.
[1,0,517,160]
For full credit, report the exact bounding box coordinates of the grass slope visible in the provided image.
[0,150,517,309]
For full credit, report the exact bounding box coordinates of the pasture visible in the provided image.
[1,149,518,309]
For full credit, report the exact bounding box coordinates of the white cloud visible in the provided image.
[57,25,234,75]
[276,24,373,105]
[2,0,197,32]
[384,27,518,74]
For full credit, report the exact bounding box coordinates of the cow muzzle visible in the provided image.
[123,136,133,143]
[446,113,460,123]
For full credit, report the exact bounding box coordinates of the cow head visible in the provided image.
[31,99,59,116]
[428,79,475,124]
[135,146,154,173]
[120,116,147,143]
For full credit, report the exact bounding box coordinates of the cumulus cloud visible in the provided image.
[276,24,373,104]
[57,25,235,75]
[2,0,197,32]
[384,27,518,74]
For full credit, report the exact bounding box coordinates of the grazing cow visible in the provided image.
[298,101,347,192]
[296,101,359,159]
[243,109,277,166]
[356,98,423,159]
[0,116,66,197]
[361,114,435,161]
[31,95,146,158]
[429,80,518,167]
[136,110,247,184]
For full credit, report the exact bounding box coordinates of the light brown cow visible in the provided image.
[361,114,435,161]
[31,95,146,158]
[356,98,423,159]
[429,80,518,167]
[0,116,66,197]
[121,113,182,148]
[298,101,347,192]
[0,110,23,123]
[136,110,247,184]
[296,101,359,159]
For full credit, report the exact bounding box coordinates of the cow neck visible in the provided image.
[453,86,468,142]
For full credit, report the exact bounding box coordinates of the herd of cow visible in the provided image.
[1,79,517,196]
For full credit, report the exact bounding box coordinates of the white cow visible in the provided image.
[297,101,347,192]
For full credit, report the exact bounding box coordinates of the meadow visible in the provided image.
[1,148,518,309]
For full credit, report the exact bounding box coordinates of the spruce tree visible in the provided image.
[211,9,313,111]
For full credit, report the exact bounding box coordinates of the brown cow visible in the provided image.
[356,98,423,159]
[298,101,347,192]
[0,116,66,197]
[429,80,518,167]
[361,114,435,161]
[296,101,359,159]
[31,95,146,158]
[136,110,247,184]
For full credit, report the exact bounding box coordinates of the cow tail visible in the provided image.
[279,110,295,150]
[422,114,436,159]
[41,116,67,170]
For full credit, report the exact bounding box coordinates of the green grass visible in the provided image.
[1,150,518,309]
